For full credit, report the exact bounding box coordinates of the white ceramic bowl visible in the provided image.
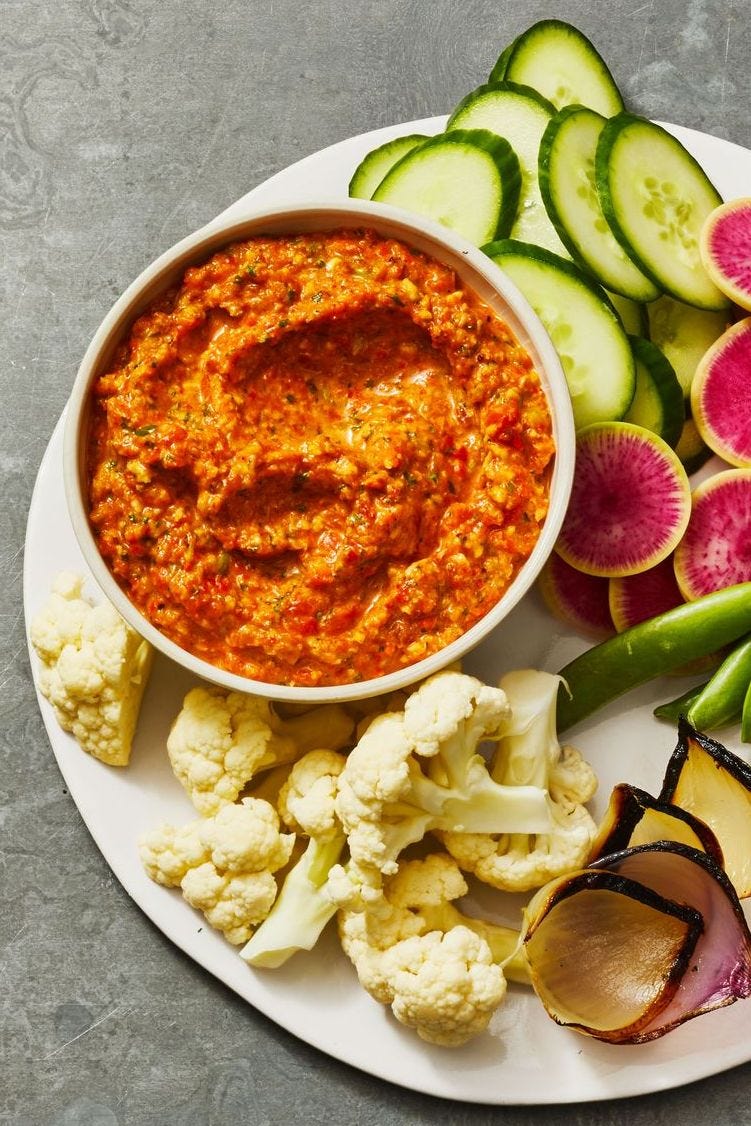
[64,199,575,703]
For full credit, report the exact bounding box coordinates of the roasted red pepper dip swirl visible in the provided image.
[87,228,554,686]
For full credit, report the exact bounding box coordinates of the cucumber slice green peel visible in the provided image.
[647,294,730,399]
[373,129,521,247]
[488,38,517,83]
[624,335,685,448]
[539,105,660,301]
[483,239,635,430]
[609,292,649,337]
[596,114,730,311]
[675,415,713,476]
[349,134,429,200]
[502,20,624,117]
[447,82,565,254]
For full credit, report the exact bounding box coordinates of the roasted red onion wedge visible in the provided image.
[524,842,751,1043]
[590,843,751,1040]
[588,782,723,865]
[523,869,702,1042]
[660,718,751,897]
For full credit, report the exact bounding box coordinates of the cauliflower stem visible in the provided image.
[242,749,348,967]
[442,670,598,893]
[337,672,552,885]
[241,834,345,968]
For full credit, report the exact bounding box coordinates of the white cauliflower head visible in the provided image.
[382,927,507,1047]
[139,797,294,944]
[30,572,153,766]
[338,852,511,1045]
[442,670,598,892]
[277,750,347,842]
[335,671,551,890]
[167,687,354,816]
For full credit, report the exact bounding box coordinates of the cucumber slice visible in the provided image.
[539,106,660,301]
[596,115,730,311]
[373,129,521,246]
[503,20,624,116]
[624,336,685,448]
[484,239,635,430]
[608,292,649,336]
[489,38,517,83]
[675,414,714,476]
[447,82,566,254]
[647,294,730,398]
[349,134,429,200]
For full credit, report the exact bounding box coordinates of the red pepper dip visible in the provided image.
[87,228,554,686]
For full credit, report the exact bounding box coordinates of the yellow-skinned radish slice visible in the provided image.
[674,469,751,599]
[538,553,614,639]
[700,198,751,311]
[555,422,691,578]
[691,318,751,467]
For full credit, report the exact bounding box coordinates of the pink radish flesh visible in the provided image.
[556,423,691,578]
[692,318,751,468]
[538,553,614,639]
[610,557,684,632]
[674,469,751,599]
[701,199,751,310]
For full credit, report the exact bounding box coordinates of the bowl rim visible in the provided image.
[63,197,575,702]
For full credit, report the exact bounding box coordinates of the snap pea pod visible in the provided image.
[557,583,751,732]
[742,680,751,744]
[686,634,751,730]
[653,683,708,724]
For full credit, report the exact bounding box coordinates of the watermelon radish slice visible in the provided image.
[691,318,751,468]
[538,552,614,639]
[700,198,751,311]
[674,469,751,599]
[609,556,684,632]
[556,422,691,578]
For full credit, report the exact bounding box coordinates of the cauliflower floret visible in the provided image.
[338,853,518,1045]
[167,686,354,816]
[241,751,348,968]
[30,572,153,766]
[442,670,598,892]
[335,671,551,891]
[338,853,470,1001]
[277,750,347,842]
[139,797,294,944]
[382,927,506,1047]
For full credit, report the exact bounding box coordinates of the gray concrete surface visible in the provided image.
[3,0,751,1122]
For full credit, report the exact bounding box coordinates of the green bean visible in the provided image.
[653,683,708,724]
[686,634,751,731]
[557,583,751,732]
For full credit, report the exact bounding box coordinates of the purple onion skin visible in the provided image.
[591,842,751,1041]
